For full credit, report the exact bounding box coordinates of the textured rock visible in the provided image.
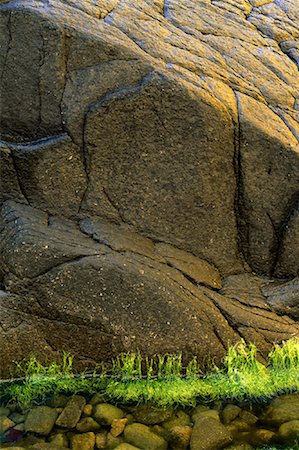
[0,0,299,374]
[190,416,233,449]
[55,395,86,428]
[70,432,95,450]
[93,404,124,426]
[262,278,299,320]
[24,407,58,436]
[260,394,299,426]
[131,406,173,426]
[124,423,167,450]
[8,135,87,218]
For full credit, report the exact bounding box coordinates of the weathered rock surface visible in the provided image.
[0,0,298,374]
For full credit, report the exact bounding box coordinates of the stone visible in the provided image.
[93,403,124,425]
[278,419,299,443]
[95,431,107,449]
[124,423,167,450]
[0,406,10,416]
[110,418,128,437]
[114,445,141,450]
[31,445,68,450]
[190,416,233,450]
[106,432,124,449]
[48,396,69,409]
[24,406,58,436]
[236,92,299,276]
[275,202,299,278]
[70,432,96,450]
[0,416,15,432]
[248,428,276,446]
[83,404,93,416]
[132,406,173,425]
[154,243,222,289]
[161,410,191,430]
[7,135,87,218]
[9,412,26,424]
[48,433,69,448]
[221,404,242,424]
[225,445,254,450]
[169,425,192,449]
[260,394,299,426]
[192,409,220,423]
[76,416,101,432]
[238,410,258,425]
[55,395,86,428]
[262,278,299,320]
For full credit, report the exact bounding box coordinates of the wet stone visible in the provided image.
[95,431,107,449]
[131,405,173,425]
[48,432,69,447]
[24,406,58,435]
[0,416,15,432]
[110,417,128,437]
[71,431,96,450]
[221,404,242,424]
[83,404,93,416]
[93,403,124,425]
[169,425,192,448]
[56,395,86,428]
[161,410,191,430]
[190,416,233,450]
[76,416,101,432]
[124,423,167,450]
[278,419,299,443]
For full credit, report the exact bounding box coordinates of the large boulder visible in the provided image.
[0,0,298,375]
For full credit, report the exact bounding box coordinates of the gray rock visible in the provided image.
[10,134,87,218]
[154,243,222,289]
[24,406,58,435]
[124,423,167,450]
[262,277,299,320]
[190,416,233,450]
[56,395,86,428]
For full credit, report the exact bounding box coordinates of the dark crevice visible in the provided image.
[38,31,46,134]
[208,298,243,338]
[266,211,280,276]
[232,91,249,268]
[202,287,297,327]
[9,149,30,205]
[271,192,299,276]
[279,42,299,70]
[60,32,71,134]
[102,186,126,223]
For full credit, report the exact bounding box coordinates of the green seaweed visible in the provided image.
[1,338,298,410]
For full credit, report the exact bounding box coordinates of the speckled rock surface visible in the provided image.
[0,0,298,375]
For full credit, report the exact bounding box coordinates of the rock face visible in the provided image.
[0,0,298,375]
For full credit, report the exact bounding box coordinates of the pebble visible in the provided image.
[0,393,298,449]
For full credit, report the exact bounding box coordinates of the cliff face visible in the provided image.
[0,0,298,376]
